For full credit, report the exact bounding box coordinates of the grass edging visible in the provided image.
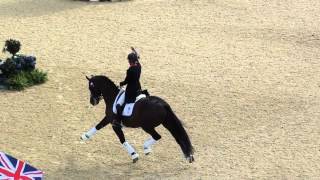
[6,69,48,90]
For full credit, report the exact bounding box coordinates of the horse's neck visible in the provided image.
[99,77,119,109]
[102,88,119,108]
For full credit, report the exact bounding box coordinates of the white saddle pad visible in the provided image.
[112,89,146,117]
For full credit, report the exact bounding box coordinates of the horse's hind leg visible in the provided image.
[112,125,139,163]
[142,128,161,155]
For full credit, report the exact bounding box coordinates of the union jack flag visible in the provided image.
[0,152,43,180]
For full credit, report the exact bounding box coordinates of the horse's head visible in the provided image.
[85,75,119,106]
[86,75,102,106]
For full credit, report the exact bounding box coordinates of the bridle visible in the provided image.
[92,94,103,101]
[89,81,103,103]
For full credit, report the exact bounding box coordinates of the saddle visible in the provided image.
[112,89,149,117]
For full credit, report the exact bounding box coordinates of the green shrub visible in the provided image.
[29,69,47,84]
[7,69,47,90]
[0,39,47,90]
[7,71,30,90]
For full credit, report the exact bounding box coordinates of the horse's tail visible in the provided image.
[163,104,194,162]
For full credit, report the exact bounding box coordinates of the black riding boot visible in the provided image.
[113,104,124,127]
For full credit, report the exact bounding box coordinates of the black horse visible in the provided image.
[81,75,194,163]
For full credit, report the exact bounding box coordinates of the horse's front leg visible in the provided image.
[112,124,139,163]
[81,115,111,141]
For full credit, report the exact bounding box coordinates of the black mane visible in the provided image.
[92,75,119,91]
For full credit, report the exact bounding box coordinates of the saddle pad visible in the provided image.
[112,90,146,117]
[122,103,135,117]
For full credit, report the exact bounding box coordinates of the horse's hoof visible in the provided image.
[80,133,90,141]
[144,147,152,155]
[131,153,139,163]
[133,157,139,163]
[187,155,195,163]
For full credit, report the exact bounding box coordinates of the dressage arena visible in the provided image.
[0,0,320,179]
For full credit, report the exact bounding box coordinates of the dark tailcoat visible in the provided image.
[120,63,141,103]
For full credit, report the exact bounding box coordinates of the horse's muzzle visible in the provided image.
[90,96,100,106]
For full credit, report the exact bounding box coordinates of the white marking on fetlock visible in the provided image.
[123,142,139,162]
[81,133,90,141]
[131,152,139,160]
[123,142,136,156]
[186,155,195,163]
[87,127,97,137]
[81,127,97,141]
[143,137,157,154]
[144,147,152,155]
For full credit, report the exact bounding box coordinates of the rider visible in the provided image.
[113,47,142,126]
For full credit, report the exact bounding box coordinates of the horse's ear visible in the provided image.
[86,76,90,81]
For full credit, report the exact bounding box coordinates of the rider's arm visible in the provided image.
[120,68,133,86]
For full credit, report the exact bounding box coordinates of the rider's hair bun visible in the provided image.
[128,52,138,63]
[128,47,140,63]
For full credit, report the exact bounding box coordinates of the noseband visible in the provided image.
[92,94,103,101]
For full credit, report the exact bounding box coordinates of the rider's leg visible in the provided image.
[113,104,125,127]
[112,92,126,127]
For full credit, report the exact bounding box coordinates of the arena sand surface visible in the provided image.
[0,0,320,179]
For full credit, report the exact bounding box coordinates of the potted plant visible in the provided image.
[0,39,47,90]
